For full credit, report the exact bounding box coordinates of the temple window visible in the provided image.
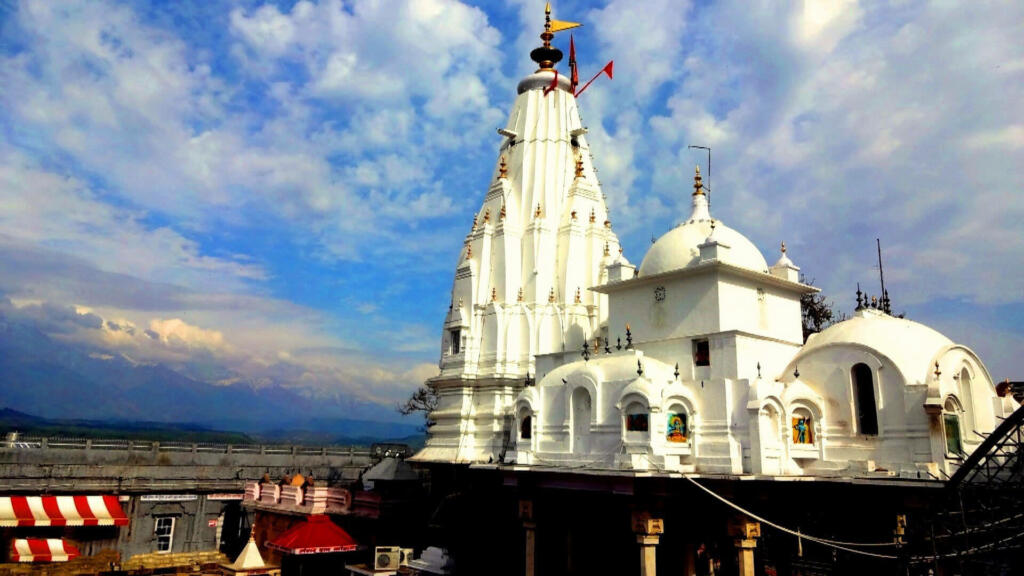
[693,339,710,367]
[449,329,461,355]
[520,415,532,440]
[624,402,649,434]
[852,363,878,435]
[943,398,963,456]
[666,407,688,443]
[791,409,814,445]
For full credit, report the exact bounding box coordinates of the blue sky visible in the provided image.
[0,0,1021,422]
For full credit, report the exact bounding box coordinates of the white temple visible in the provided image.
[413,7,1015,481]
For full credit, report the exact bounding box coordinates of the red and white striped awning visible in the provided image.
[0,496,128,527]
[11,538,81,563]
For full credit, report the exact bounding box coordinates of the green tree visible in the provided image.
[801,276,844,342]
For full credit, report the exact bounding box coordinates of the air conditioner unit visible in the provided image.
[400,548,414,566]
[374,546,402,571]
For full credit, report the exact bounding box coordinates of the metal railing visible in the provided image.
[2,435,376,458]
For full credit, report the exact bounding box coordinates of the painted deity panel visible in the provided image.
[792,416,813,445]
[667,413,688,442]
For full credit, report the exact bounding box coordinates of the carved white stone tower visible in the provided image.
[414,8,625,463]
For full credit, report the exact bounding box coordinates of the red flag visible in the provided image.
[569,35,579,91]
[574,60,614,97]
[543,69,560,97]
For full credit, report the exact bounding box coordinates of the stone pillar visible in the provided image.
[519,500,536,576]
[729,519,761,576]
[632,512,664,576]
[637,534,660,576]
[735,538,757,576]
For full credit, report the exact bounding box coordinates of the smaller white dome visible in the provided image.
[638,166,768,276]
[640,219,768,276]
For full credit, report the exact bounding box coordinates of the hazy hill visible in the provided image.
[0,316,422,443]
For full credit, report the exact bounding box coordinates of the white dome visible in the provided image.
[793,309,954,384]
[639,219,769,276]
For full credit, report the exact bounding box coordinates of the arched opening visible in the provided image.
[959,367,976,431]
[943,397,964,456]
[852,363,878,435]
[623,401,649,442]
[520,415,532,440]
[571,387,592,455]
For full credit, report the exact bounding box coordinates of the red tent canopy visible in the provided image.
[266,515,358,555]
[11,538,81,563]
[0,495,128,527]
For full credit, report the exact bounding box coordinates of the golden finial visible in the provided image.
[532,3,579,71]
[541,3,555,49]
[575,156,584,179]
[472,213,478,230]
[618,246,623,255]
[590,208,596,223]
[484,208,491,223]
[500,203,506,219]
[517,287,523,302]
[548,287,556,303]
[934,362,941,379]
[574,287,581,304]
[603,242,610,257]
[780,241,787,254]
[604,219,612,228]
[465,242,472,259]
[571,210,577,220]
[693,165,705,196]
[535,203,542,218]
[499,156,508,179]
[492,287,498,302]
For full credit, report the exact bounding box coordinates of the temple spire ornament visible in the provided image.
[499,156,508,179]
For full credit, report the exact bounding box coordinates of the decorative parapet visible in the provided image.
[244,481,351,516]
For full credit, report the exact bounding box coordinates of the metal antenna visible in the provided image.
[688,145,711,207]
[876,238,886,306]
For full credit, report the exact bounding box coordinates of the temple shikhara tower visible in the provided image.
[414,5,624,463]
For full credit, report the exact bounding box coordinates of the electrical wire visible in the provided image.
[681,475,901,559]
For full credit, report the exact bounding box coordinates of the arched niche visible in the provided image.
[570,386,593,455]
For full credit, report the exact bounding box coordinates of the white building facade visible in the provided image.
[414,22,1015,481]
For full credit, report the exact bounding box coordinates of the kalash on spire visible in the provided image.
[413,5,626,464]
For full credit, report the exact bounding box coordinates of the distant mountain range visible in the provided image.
[0,316,423,445]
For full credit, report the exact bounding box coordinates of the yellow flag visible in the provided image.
[549,19,582,33]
